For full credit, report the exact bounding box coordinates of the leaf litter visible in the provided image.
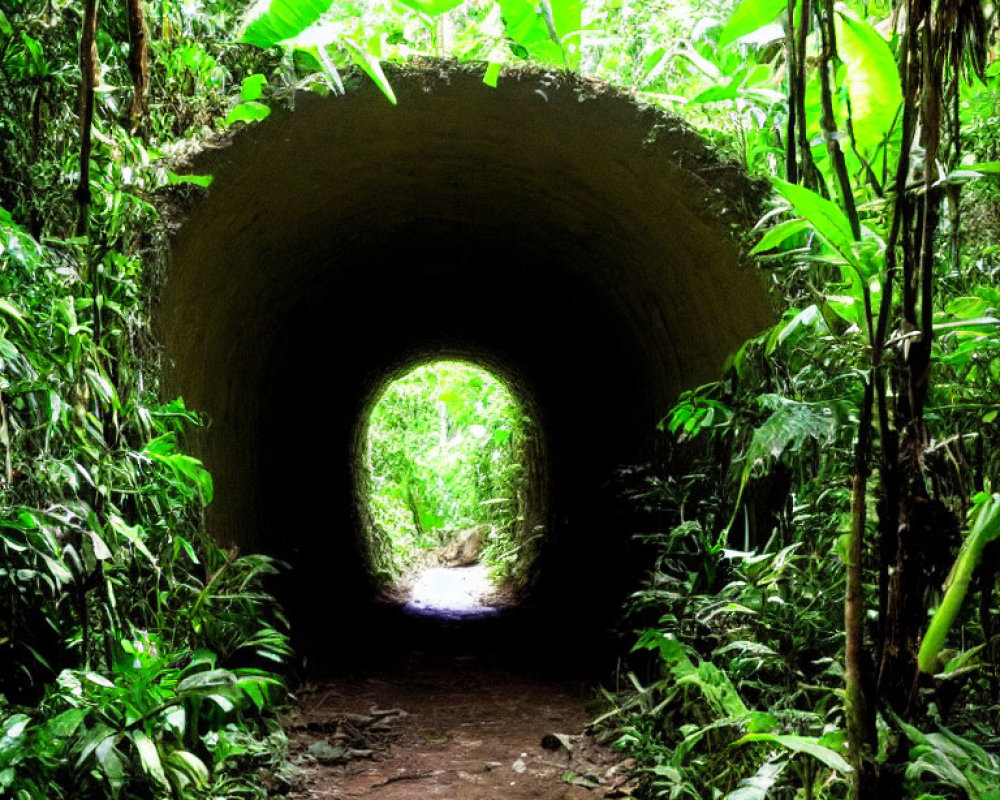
[281,658,636,799]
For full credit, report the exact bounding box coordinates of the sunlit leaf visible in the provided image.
[548,0,583,43]
[94,735,126,790]
[398,0,464,13]
[934,316,999,332]
[166,750,210,786]
[167,172,214,188]
[241,73,267,101]
[223,100,272,127]
[725,758,787,800]
[241,0,334,48]
[47,708,86,738]
[86,530,112,561]
[750,218,810,254]
[130,730,169,787]
[500,0,566,63]
[718,0,788,49]
[733,732,852,773]
[484,61,502,87]
[835,10,902,160]
[766,304,826,354]
[772,179,863,271]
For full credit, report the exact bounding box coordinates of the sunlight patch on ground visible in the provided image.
[404,565,501,618]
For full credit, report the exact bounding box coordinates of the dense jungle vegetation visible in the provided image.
[365,361,530,578]
[2,0,1000,798]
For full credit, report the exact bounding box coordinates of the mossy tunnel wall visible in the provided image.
[159,66,771,661]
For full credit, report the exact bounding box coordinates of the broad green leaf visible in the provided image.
[207,692,236,712]
[74,725,116,768]
[241,73,267,101]
[398,0,464,13]
[772,179,863,271]
[223,100,272,128]
[500,0,565,64]
[129,730,169,787]
[727,395,837,532]
[689,74,745,104]
[0,297,27,325]
[919,494,1000,673]
[94,735,126,790]
[718,0,788,49]
[177,668,237,694]
[108,514,159,568]
[945,296,991,318]
[83,670,115,688]
[747,711,780,733]
[45,708,87,739]
[0,337,19,359]
[1,714,30,740]
[41,553,73,585]
[166,172,214,188]
[835,10,902,159]
[241,0,334,48]
[547,0,583,43]
[766,304,826,354]
[726,758,787,800]
[86,530,112,560]
[166,750,210,786]
[240,678,266,710]
[748,395,837,466]
[750,218,810,254]
[734,732,852,773]
[143,436,214,504]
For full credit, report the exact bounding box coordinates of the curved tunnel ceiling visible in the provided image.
[158,65,772,657]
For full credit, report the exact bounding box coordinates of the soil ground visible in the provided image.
[280,571,634,799]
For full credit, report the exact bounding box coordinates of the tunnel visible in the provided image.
[157,64,772,669]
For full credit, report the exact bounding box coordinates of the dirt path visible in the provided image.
[283,654,633,799]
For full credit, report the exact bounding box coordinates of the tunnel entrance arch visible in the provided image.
[158,64,771,663]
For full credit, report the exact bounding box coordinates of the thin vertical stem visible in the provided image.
[76,0,100,236]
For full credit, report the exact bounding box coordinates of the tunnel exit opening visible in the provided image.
[363,360,538,618]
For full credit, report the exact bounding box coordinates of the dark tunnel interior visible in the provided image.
[157,65,772,672]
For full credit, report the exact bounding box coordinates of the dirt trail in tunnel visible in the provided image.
[281,585,632,799]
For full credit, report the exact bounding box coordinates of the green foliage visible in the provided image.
[718,0,785,50]
[834,10,901,164]
[1,2,290,797]
[605,490,850,798]
[366,361,530,578]
[919,493,1000,674]
[3,1,1000,799]
[1,643,284,799]
[896,715,1000,800]
[619,0,1000,794]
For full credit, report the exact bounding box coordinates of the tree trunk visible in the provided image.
[127,0,148,131]
[76,0,100,234]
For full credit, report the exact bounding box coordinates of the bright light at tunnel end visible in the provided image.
[403,565,507,619]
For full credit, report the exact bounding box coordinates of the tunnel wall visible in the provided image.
[158,65,772,657]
